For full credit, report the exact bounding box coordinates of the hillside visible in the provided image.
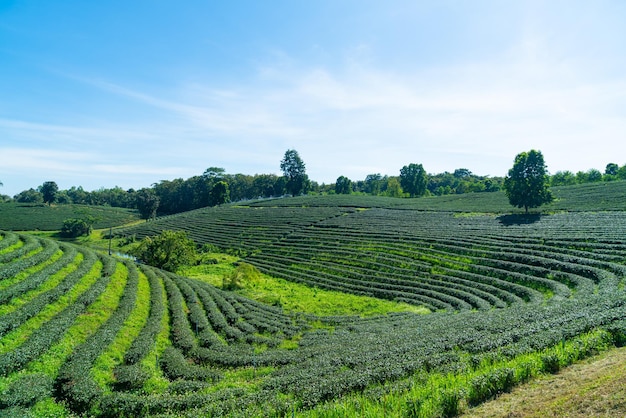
[244,180,626,212]
[0,203,141,231]
[0,180,625,416]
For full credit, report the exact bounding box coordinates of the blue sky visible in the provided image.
[1,0,625,196]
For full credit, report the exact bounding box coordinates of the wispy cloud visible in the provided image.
[68,36,626,184]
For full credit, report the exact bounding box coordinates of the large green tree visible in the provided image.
[209,181,230,206]
[399,163,428,197]
[335,176,352,194]
[605,163,619,176]
[280,149,309,196]
[135,188,160,220]
[503,149,553,213]
[132,230,197,272]
[40,181,58,205]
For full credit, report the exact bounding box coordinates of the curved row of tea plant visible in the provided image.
[0,203,141,231]
[118,204,626,312]
[2,196,626,417]
[117,205,352,255]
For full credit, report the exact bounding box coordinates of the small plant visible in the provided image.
[222,262,261,290]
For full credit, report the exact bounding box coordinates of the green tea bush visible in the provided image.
[0,373,53,408]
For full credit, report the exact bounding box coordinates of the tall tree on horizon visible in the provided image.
[39,181,58,205]
[280,149,309,196]
[399,163,428,198]
[504,149,553,213]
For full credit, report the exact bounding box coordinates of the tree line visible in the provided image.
[3,149,626,218]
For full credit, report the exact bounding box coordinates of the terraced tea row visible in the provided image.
[121,206,351,254]
[120,207,626,311]
[1,231,626,416]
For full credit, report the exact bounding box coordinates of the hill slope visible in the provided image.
[1,231,625,417]
[0,203,140,231]
[1,180,626,416]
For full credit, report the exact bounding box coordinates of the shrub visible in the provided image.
[222,262,261,290]
[132,230,197,272]
[61,217,94,238]
[0,373,53,408]
[113,364,151,391]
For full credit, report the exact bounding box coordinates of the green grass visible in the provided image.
[182,256,429,317]
[0,259,102,356]
[23,262,127,377]
[92,269,152,390]
[2,180,626,417]
[301,329,616,418]
[140,273,171,394]
[0,261,126,416]
[0,252,84,317]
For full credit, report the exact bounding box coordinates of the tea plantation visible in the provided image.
[1,182,626,417]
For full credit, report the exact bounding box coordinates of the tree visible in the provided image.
[453,168,472,179]
[503,149,553,213]
[252,174,281,198]
[132,230,197,272]
[605,163,619,176]
[364,174,383,195]
[335,176,352,194]
[586,168,603,182]
[384,177,403,197]
[551,170,577,186]
[202,167,226,181]
[40,181,58,205]
[209,181,230,206]
[399,163,428,197]
[60,217,95,238]
[135,188,160,220]
[14,188,43,204]
[280,149,309,196]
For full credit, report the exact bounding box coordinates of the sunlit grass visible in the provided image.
[0,248,62,292]
[183,255,429,317]
[24,262,127,377]
[92,270,151,390]
[0,258,101,355]
[141,274,171,393]
[0,251,84,316]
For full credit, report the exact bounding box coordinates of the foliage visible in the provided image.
[221,262,261,290]
[14,188,43,204]
[399,163,428,197]
[132,230,197,271]
[210,180,230,206]
[0,373,53,408]
[135,188,160,220]
[40,181,59,205]
[2,183,626,417]
[504,149,553,213]
[385,177,404,197]
[334,176,352,194]
[280,149,309,196]
[60,216,96,238]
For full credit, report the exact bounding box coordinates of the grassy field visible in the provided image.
[0,181,625,417]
